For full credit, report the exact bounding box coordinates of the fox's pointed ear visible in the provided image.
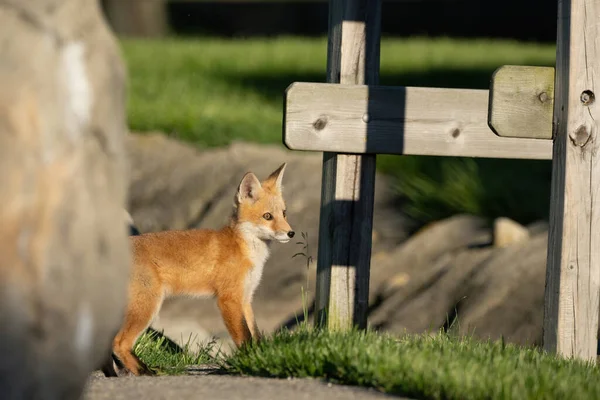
[237,172,262,203]
[265,162,287,192]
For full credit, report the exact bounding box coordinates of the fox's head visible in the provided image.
[232,163,295,244]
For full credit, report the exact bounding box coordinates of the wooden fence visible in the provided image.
[283,0,600,361]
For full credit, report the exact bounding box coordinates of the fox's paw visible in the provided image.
[134,362,157,376]
[111,361,155,377]
[101,354,131,378]
[100,358,119,378]
[253,332,264,344]
[117,368,136,377]
[141,366,157,376]
[114,366,154,377]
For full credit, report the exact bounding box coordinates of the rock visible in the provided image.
[369,215,492,332]
[125,133,415,348]
[371,215,491,301]
[371,216,551,347]
[449,231,548,346]
[526,220,549,236]
[492,217,530,248]
[0,1,130,398]
[373,247,495,334]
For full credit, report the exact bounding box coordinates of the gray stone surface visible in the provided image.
[371,217,550,346]
[84,374,402,400]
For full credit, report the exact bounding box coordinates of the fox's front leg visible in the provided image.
[243,301,262,341]
[217,295,253,347]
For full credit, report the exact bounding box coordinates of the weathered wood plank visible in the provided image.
[543,0,600,361]
[285,82,553,160]
[313,0,381,331]
[488,65,555,140]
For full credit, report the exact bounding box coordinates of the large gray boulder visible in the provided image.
[0,0,130,398]
[371,216,550,347]
[448,231,547,345]
[369,215,493,332]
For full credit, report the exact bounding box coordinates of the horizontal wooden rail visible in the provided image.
[284,82,553,160]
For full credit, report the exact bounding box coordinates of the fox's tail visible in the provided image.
[124,210,141,236]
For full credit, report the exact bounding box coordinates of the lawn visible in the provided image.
[135,327,600,400]
[121,36,556,225]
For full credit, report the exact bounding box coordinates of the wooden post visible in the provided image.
[314,0,382,330]
[543,0,600,361]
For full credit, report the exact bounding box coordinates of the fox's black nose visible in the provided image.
[287,231,295,238]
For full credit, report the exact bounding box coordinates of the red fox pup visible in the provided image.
[112,163,294,376]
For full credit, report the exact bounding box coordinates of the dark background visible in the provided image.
[102,0,558,43]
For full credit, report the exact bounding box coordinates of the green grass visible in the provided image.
[133,329,217,375]
[121,36,557,225]
[122,36,555,147]
[222,328,600,400]
[134,326,600,399]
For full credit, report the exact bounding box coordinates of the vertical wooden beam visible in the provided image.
[543,0,600,361]
[314,0,381,330]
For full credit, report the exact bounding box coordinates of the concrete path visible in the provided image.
[84,373,408,400]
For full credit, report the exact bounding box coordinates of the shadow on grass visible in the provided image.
[217,67,552,225]
[218,66,499,102]
[145,327,186,353]
[379,155,552,225]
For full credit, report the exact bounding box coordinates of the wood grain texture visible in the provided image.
[285,82,553,160]
[313,0,381,330]
[543,0,600,361]
[488,65,555,140]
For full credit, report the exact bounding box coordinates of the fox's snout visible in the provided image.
[276,218,293,234]
[274,216,294,243]
[278,229,295,243]
[272,220,294,243]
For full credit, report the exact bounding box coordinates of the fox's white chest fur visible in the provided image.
[239,225,271,302]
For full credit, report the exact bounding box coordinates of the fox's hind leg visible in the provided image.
[112,278,164,376]
[100,351,132,377]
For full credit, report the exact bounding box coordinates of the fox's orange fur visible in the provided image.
[110,163,294,376]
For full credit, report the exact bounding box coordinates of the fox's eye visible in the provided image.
[263,212,273,220]
[283,210,287,218]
